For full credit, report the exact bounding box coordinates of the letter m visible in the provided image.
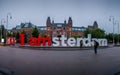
[41,38,52,46]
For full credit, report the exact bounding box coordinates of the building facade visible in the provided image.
[12,17,99,39]
[88,21,98,30]
[44,17,86,38]
[46,17,73,37]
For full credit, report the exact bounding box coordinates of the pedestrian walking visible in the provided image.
[94,40,99,54]
[80,41,83,48]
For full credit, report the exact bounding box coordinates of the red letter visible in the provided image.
[20,34,25,46]
[9,37,15,45]
[37,38,41,46]
[29,37,38,46]
[41,38,52,46]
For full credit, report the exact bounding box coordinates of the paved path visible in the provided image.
[0,46,120,75]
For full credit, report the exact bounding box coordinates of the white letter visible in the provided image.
[91,38,98,46]
[67,38,76,46]
[60,35,67,46]
[1,39,4,43]
[52,37,60,46]
[83,34,91,47]
[76,38,83,47]
[98,39,108,46]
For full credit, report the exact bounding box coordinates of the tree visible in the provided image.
[105,34,120,44]
[16,32,20,43]
[0,25,5,38]
[41,34,46,38]
[84,29,92,37]
[32,27,39,38]
[84,28,105,38]
[7,33,12,37]
[12,32,16,37]
[91,29,105,38]
[105,33,113,43]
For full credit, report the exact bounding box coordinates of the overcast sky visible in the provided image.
[0,0,120,33]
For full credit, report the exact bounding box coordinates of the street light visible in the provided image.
[1,18,6,42]
[6,13,12,29]
[6,13,12,44]
[109,16,115,46]
[115,21,119,45]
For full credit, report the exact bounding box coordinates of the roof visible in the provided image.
[14,22,35,30]
[88,25,93,29]
[16,25,21,30]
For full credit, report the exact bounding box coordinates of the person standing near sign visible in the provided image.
[94,40,99,54]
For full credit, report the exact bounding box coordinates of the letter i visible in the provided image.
[20,34,25,46]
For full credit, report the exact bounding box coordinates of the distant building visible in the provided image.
[12,22,35,38]
[12,17,100,39]
[88,21,98,30]
[45,17,86,38]
[72,26,86,37]
[46,17,73,37]
[37,26,46,37]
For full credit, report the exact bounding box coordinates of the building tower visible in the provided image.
[46,17,51,37]
[68,17,73,37]
[93,21,98,29]
[64,20,66,24]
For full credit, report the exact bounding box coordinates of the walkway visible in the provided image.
[0,46,120,75]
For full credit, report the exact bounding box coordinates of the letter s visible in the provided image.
[52,37,60,46]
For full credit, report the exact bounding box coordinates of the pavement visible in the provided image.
[0,46,120,75]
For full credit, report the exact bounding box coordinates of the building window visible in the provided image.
[72,28,74,30]
[24,23,29,28]
[44,28,46,30]
[57,24,62,27]
[78,28,81,31]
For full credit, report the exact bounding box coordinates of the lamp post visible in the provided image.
[115,21,120,45]
[118,22,119,45]
[6,13,12,44]
[1,18,6,42]
[109,16,115,46]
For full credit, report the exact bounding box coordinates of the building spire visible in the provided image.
[64,20,66,24]
[68,17,72,24]
[93,21,98,29]
[52,20,54,24]
[47,16,51,23]
[46,16,51,26]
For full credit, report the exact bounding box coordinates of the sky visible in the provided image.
[0,0,120,33]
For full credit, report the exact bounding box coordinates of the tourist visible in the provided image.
[94,40,99,54]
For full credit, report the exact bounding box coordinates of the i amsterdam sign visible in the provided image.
[20,34,107,47]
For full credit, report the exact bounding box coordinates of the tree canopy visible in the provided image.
[84,28,105,38]
[32,27,39,38]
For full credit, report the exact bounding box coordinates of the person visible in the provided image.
[94,40,99,54]
[80,41,83,48]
